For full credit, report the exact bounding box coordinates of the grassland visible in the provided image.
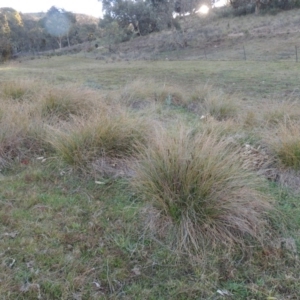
[1,51,300,300]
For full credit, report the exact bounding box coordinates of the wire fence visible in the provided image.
[176,44,300,62]
[8,40,300,64]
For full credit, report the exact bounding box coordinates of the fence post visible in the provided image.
[296,46,298,63]
[243,45,247,61]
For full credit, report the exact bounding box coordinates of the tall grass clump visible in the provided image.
[191,86,239,120]
[199,117,242,139]
[132,126,273,253]
[0,79,37,101]
[47,110,149,167]
[38,86,96,121]
[201,91,239,121]
[0,102,46,167]
[119,79,187,108]
[269,122,300,170]
[262,100,300,127]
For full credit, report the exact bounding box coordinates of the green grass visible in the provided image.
[3,56,300,99]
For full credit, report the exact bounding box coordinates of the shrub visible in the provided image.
[132,125,272,253]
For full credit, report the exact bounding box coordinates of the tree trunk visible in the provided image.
[255,0,261,14]
[56,36,62,49]
[67,33,70,47]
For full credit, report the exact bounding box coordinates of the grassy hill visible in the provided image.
[1,9,300,299]
[88,8,300,62]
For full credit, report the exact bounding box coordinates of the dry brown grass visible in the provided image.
[199,116,241,137]
[0,79,39,101]
[132,125,273,254]
[189,84,241,120]
[37,86,97,121]
[201,90,239,121]
[262,99,300,127]
[268,121,300,170]
[0,101,46,168]
[115,78,189,108]
[46,108,151,168]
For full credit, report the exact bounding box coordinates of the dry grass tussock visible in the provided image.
[242,110,261,129]
[0,79,39,101]
[188,84,240,119]
[199,116,241,138]
[199,117,278,180]
[0,101,46,168]
[0,77,156,175]
[267,121,300,170]
[200,90,239,121]
[262,99,300,127]
[46,108,151,168]
[36,85,99,122]
[132,125,273,254]
[0,78,104,122]
[189,83,215,103]
[116,78,189,108]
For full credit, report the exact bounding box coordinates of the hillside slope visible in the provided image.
[100,8,300,62]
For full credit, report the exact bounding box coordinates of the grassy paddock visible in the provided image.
[3,56,300,98]
[1,56,300,299]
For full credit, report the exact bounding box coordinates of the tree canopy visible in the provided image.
[0,6,100,61]
[99,0,175,37]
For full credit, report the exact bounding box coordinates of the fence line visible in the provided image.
[7,43,300,63]
[192,45,300,62]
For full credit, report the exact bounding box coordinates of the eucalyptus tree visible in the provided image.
[42,6,76,48]
[99,0,175,36]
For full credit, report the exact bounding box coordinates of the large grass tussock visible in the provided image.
[0,101,46,167]
[132,126,273,253]
[38,86,97,121]
[269,121,300,170]
[47,110,150,167]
